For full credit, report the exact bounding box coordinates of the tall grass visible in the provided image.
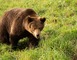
[0,0,77,60]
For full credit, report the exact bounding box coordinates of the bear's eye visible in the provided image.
[38,28,41,31]
[33,27,37,30]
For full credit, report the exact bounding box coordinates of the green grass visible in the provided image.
[0,0,77,60]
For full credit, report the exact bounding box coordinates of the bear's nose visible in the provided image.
[37,34,39,37]
[37,34,40,38]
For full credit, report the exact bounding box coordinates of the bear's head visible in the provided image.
[23,16,46,39]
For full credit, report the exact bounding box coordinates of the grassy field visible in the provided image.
[0,0,77,60]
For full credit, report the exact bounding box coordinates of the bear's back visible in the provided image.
[2,8,37,23]
[1,8,37,33]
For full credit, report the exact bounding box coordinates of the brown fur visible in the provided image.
[0,8,46,49]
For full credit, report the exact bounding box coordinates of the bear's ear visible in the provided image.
[27,16,33,23]
[40,17,46,23]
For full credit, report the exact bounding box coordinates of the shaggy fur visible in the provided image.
[0,8,46,49]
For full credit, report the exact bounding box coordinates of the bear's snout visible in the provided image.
[36,34,40,39]
[33,29,40,39]
[37,34,40,38]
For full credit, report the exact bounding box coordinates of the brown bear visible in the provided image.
[0,8,46,49]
